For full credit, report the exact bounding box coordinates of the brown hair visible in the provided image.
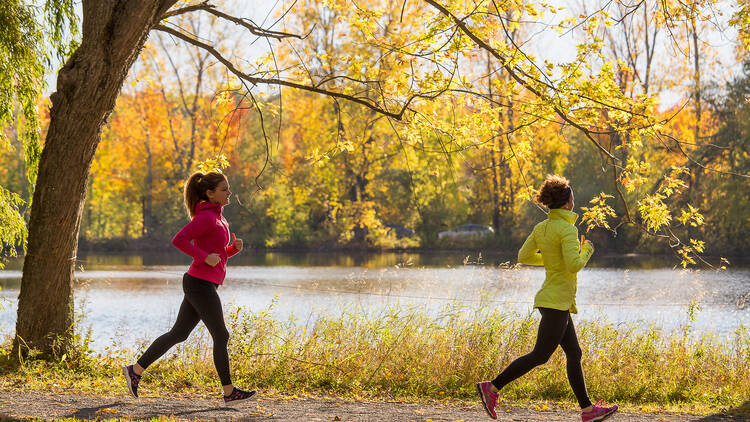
[534,174,572,209]
[183,171,227,218]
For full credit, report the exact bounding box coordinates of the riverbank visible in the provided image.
[5,249,744,273]
[0,306,748,416]
[71,236,749,265]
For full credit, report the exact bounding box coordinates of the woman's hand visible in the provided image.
[580,235,594,250]
[231,233,243,252]
[205,253,221,267]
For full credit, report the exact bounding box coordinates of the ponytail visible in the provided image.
[183,171,227,218]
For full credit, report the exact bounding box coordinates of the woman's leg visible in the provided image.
[558,314,593,409]
[182,275,232,388]
[136,296,200,371]
[491,308,570,391]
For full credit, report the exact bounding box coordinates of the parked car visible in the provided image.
[385,224,415,239]
[438,224,494,240]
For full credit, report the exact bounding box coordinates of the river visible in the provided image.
[0,251,748,351]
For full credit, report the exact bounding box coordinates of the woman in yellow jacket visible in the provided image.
[476,175,618,422]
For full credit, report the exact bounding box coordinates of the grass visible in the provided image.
[0,300,748,416]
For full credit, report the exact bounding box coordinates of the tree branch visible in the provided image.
[422,0,618,161]
[155,24,420,120]
[161,1,307,40]
[161,1,210,20]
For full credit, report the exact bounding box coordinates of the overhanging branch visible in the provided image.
[161,1,307,40]
[423,0,618,161]
[154,24,420,120]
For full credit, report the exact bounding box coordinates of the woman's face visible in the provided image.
[206,179,231,206]
[564,189,575,210]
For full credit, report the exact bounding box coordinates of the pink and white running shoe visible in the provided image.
[475,381,498,419]
[581,400,618,421]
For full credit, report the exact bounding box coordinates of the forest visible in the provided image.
[1,1,749,262]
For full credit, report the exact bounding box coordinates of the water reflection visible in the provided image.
[4,250,746,271]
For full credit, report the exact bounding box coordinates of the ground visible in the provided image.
[0,391,748,421]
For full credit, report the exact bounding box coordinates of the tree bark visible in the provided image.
[15,0,177,357]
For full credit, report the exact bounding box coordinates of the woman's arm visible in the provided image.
[172,215,210,263]
[518,230,544,266]
[560,226,594,273]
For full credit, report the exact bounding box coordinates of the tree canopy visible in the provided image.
[0,0,76,267]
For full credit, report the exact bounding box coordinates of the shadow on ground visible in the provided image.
[62,401,257,421]
[696,401,750,421]
[63,402,127,419]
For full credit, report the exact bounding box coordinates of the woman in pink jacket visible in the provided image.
[122,171,256,406]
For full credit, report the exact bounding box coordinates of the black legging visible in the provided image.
[137,273,232,386]
[492,307,592,409]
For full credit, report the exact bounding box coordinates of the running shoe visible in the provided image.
[122,365,141,398]
[581,400,618,422]
[224,387,257,406]
[475,381,498,419]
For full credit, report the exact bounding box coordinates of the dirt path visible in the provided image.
[0,390,746,421]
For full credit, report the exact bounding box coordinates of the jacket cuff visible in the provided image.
[581,242,594,258]
[195,249,210,263]
[226,244,239,257]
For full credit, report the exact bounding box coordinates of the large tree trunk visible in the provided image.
[15,0,177,357]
